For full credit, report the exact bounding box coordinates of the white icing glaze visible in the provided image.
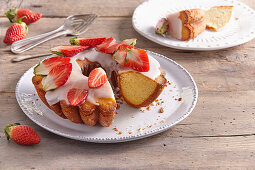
[166,12,183,40]
[45,48,161,106]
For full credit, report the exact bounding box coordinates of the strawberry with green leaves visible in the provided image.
[3,17,27,45]
[70,37,107,48]
[67,88,88,106]
[113,44,150,72]
[88,68,108,88]
[50,45,89,57]
[34,56,70,76]
[42,63,72,91]
[6,8,42,25]
[4,123,40,145]
[155,18,169,35]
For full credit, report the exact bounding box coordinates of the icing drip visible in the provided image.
[166,12,183,40]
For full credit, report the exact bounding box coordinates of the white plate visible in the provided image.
[15,51,198,143]
[132,0,255,51]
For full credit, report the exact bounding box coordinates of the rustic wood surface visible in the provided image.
[0,0,255,169]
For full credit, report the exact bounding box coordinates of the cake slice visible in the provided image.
[119,72,166,108]
[204,6,233,31]
[156,9,206,41]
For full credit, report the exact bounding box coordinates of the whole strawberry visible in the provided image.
[4,123,40,145]
[6,8,42,25]
[3,17,28,45]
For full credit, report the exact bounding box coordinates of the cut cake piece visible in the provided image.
[204,6,233,31]
[166,9,206,41]
[119,71,166,108]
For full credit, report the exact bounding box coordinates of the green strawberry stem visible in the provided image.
[155,21,168,35]
[16,17,28,32]
[4,123,20,140]
[70,36,78,45]
[5,8,17,23]
[50,50,65,57]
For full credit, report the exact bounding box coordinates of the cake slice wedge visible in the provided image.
[119,72,166,108]
[204,6,233,31]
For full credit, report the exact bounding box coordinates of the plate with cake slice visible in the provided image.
[15,37,198,143]
[132,0,255,50]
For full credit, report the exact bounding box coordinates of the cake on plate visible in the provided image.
[32,37,167,127]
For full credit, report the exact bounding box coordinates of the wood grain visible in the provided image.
[0,0,255,169]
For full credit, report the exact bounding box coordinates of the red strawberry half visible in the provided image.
[104,38,137,54]
[96,37,116,54]
[50,45,89,57]
[88,68,108,88]
[70,37,107,47]
[4,123,40,145]
[67,88,88,106]
[113,44,150,72]
[3,17,27,45]
[42,63,72,91]
[34,56,70,76]
[6,8,42,25]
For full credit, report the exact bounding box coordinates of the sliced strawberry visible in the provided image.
[88,68,108,88]
[42,63,72,91]
[96,37,116,54]
[50,45,89,57]
[67,88,88,106]
[104,38,137,54]
[113,44,149,72]
[70,37,107,47]
[34,56,70,76]
[155,18,169,35]
[113,44,136,65]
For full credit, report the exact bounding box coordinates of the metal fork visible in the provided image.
[11,14,97,54]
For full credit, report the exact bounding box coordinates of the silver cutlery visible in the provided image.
[11,14,97,54]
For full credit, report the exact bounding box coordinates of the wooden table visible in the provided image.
[0,0,255,169]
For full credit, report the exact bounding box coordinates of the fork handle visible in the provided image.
[11,26,69,54]
[12,53,52,62]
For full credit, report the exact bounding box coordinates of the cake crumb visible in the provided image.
[160,119,165,124]
[178,98,182,101]
[128,131,132,134]
[147,125,152,128]
[140,110,145,112]
[118,131,123,135]
[146,106,151,111]
[131,115,135,118]
[235,17,239,20]
[113,128,118,132]
[159,107,164,113]
[138,128,142,132]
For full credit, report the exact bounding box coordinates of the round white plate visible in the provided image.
[132,0,255,51]
[16,51,198,143]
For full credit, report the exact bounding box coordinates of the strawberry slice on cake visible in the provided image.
[67,88,88,106]
[34,56,70,76]
[50,45,89,57]
[70,37,107,47]
[42,63,72,91]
